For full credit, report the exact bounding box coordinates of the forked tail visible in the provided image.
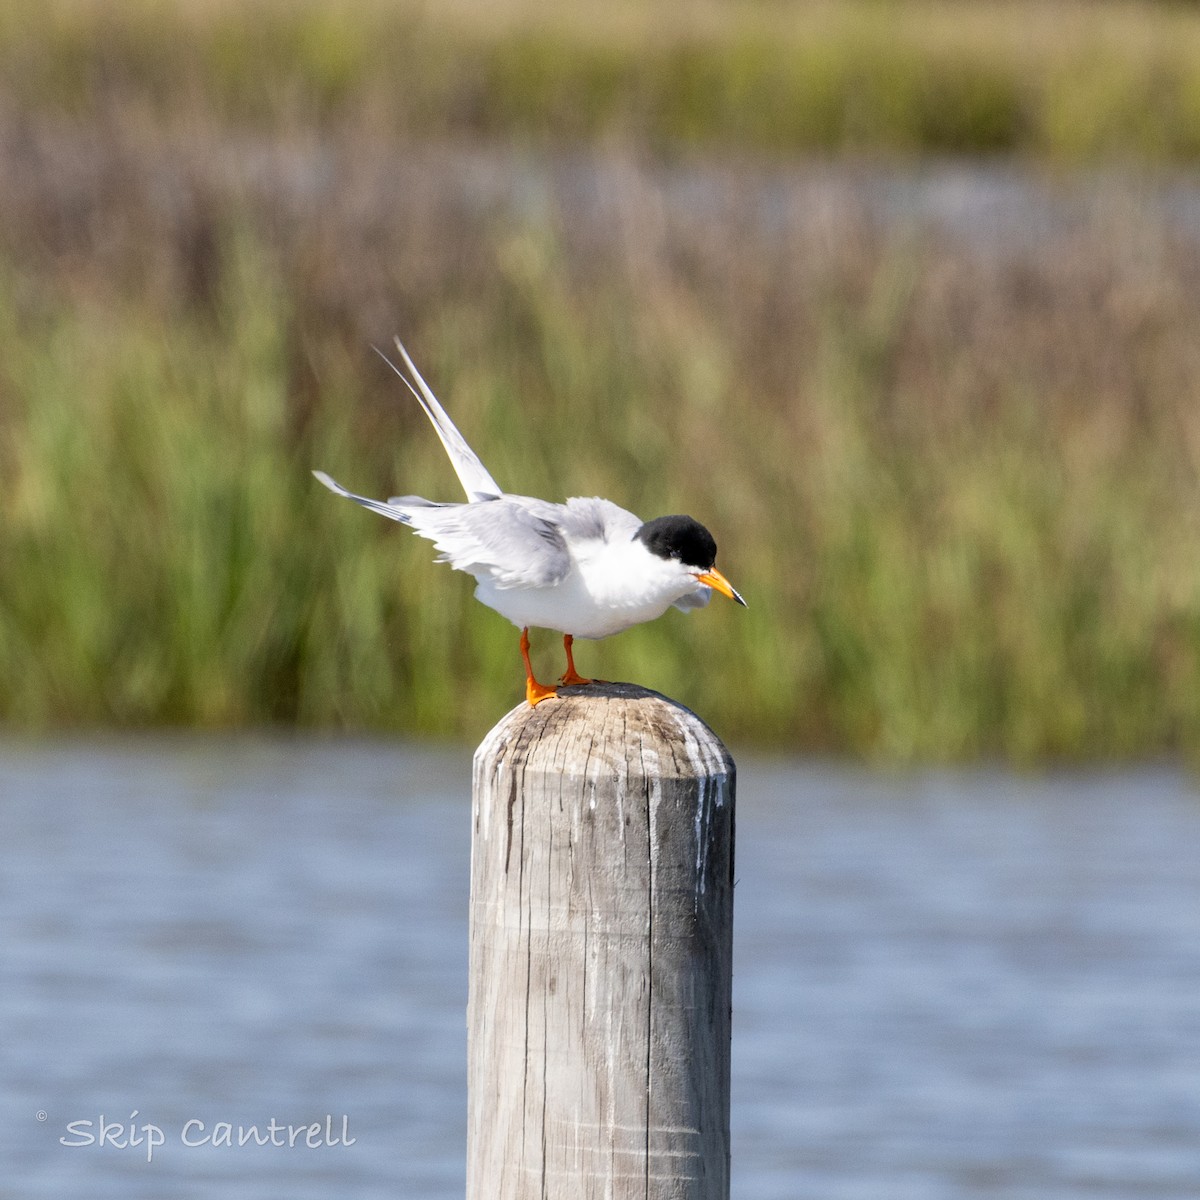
[374,339,503,503]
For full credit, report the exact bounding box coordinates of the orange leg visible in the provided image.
[559,634,592,687]
[520,628,559,706]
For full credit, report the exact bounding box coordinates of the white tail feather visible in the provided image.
[373,339,503,503]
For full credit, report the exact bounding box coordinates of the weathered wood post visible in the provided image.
[467,681,735,1199]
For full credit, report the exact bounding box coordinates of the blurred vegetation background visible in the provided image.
[4,0,1200,758]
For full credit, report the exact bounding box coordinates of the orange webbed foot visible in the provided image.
[558,634,593,687]
[520,628,559,707]
[526,677,559,706]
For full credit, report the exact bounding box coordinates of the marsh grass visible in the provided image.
[6,0,1200,756]
[4,119,1200,757]
[6,0,1200,161]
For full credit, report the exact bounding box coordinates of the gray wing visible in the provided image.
[313,470,418,524]
[314,473,565,585]
[557,495,643,543]
[404,496,571,587]
[428,495,644,587]
[314,475,632,590]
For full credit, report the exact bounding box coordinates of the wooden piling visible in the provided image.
[467,681,735,1200]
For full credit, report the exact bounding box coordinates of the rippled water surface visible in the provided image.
[2,738,1198,1198]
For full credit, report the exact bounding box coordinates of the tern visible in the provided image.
[314,340,746,706]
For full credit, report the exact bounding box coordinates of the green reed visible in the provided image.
[4,213,1200,760]
[6,0,1200,162]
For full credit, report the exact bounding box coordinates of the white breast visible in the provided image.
[471,536,703,639]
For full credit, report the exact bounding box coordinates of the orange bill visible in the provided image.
[694,568,747,607]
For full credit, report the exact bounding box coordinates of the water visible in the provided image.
[20,122,1200,268]
[1,739,1198,1198]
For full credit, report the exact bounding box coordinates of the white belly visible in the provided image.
[474,575,677,639]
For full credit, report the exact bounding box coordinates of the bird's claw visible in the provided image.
[526,679,559,707]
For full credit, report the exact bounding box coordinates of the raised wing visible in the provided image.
[314,472,572,589]
[404,497,571,588]
[312,470,418,524]
[375,339,503,504]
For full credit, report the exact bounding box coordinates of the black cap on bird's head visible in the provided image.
[636,515,718,571]
[635,515,747,606]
